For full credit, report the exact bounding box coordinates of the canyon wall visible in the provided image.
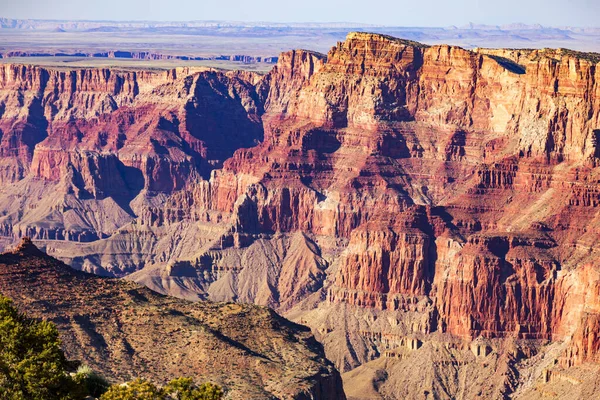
[1,32,600,398]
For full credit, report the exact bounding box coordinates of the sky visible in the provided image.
[0,0,598,27]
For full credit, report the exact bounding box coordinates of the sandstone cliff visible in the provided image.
[1,32,600,399]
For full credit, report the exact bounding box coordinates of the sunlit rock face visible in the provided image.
[1,31,600,398]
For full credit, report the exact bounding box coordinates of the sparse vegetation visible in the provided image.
[100,377,224,400]
[556,48,600,63]
[527,48,600,63]
[348,31,431,48]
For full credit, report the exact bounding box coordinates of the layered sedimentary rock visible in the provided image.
[1,32,600,398]
[0,63,262,184]
[0,64,264,250]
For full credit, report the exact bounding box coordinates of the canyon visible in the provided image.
[1,32,600,398]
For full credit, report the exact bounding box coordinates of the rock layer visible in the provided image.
[1,32,600,398]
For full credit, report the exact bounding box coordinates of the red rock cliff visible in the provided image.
[199,33,600,369]
[1,32,600,373]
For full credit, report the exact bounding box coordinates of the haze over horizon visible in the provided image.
[0,0,598,28]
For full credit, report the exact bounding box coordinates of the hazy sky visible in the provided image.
[1,0,598,27]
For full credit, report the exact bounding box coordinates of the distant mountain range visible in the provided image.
[0,17,598,32]
[1,17,599,56]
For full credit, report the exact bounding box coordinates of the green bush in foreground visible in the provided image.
[164,378,223,400]
[100,377,224,400]
[72,364,111,397]
[0,295,81,400]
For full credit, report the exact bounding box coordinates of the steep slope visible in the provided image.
[0,238,345,400]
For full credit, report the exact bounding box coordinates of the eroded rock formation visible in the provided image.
[1,32,600,398]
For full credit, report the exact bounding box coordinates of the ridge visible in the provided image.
[345,31,430,48]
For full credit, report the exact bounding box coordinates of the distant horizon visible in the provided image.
[1,0,598,29]
[0,16,599,30]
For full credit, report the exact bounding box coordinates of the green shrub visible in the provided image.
[73,364,110,397]
[0,295,83,400]
[100,378,164,400]
[164,378,224,400]
[100,377,224,400]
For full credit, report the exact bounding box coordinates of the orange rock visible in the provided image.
[2,32,600,372]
